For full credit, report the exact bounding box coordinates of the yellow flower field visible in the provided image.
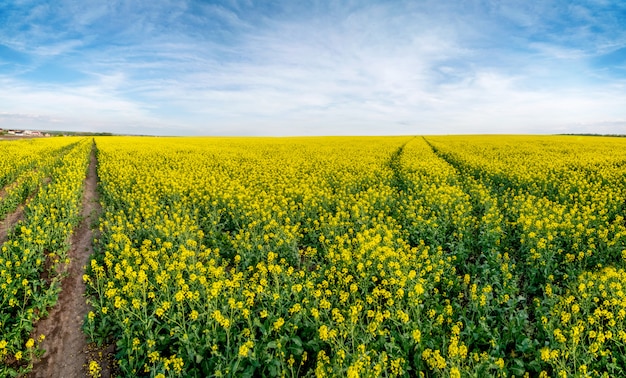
[1,137,91,376]
[82,135,626,377]
[2,135,625,377]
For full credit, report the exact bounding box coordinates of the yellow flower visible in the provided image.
[319,325,330,341]
[88,360,101,378]
[540,348,551,362]
[412,329,422,343]
[495,358,505,369]
[238,341,254,358]
[189,310,199,321]
[273,317,285,330]
[450,367,461,378]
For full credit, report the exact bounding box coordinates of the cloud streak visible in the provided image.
[1,0,625,135]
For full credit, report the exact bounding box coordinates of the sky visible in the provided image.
[1,0,625,136]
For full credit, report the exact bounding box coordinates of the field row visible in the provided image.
[0,138,92,376]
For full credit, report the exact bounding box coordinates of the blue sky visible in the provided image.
[1,0,625,136]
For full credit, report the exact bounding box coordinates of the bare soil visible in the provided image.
[28,145,111,378]
[1,174,49,237]
[0,204,25,243]
[1,172,31,242]
[0,182,12,199]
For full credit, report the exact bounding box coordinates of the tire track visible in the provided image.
[29,142,102,378]
[387,136,415,193]
[0,175,49,243]
[0,205,25,243]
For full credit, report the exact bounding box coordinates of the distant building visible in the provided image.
[0,129,49,137]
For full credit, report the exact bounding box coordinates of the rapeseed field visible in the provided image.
[84,135,626,377]
[2,135,626,377]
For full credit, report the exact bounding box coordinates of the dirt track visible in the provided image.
[29,145,102,378]
[0,205,25,244]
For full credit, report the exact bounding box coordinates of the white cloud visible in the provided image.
[1,0,626,135]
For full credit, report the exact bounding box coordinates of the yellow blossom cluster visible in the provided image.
[540,266,626,375]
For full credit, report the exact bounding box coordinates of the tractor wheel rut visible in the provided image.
[0,205,25,244]
[28,144,103,378]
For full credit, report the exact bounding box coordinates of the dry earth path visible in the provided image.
[0,204,25,244]
[0,176,48,237]
[29,144,106,378]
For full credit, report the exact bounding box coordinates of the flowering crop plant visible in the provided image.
[83,135,626,377]
[5,134,625,377]
[1,137,92,376]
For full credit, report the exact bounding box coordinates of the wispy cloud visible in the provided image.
[1,0,625,135]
